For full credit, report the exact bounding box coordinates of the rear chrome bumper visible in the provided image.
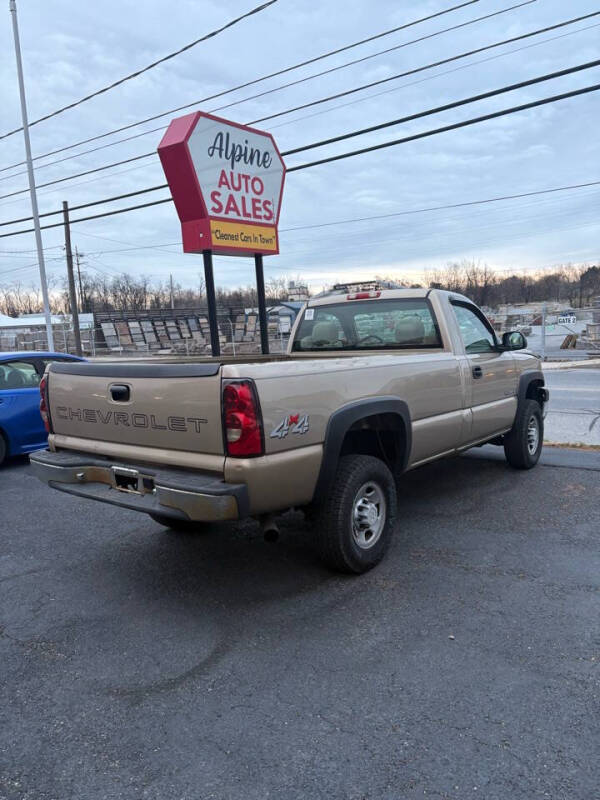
[29,449,248,522]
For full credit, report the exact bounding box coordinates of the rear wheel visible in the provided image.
[503,398,543,469]
[149,513,208,533]
[312,454,397,574]
[0,433,6,467]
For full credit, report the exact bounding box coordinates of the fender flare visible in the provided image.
[517,370,546,410]
[312,396,412,502]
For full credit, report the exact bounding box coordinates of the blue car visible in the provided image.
[0,351,86,466]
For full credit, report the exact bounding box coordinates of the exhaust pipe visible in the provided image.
[259,514,280,542]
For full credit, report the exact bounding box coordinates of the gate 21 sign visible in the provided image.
[158,111,286,256]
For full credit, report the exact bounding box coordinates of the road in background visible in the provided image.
[543,368,600,446]
[1,447,598,800]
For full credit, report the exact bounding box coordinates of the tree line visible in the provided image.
[0,261,598,318]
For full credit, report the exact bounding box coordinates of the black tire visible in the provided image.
[503,398,543,469]
[312,454,397,574]
[0,432,6,467]
[149,512,208,533]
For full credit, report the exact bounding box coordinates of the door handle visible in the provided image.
[472,365,483,379]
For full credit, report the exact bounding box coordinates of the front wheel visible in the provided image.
[503,399,543,469]
[312,454,397,574]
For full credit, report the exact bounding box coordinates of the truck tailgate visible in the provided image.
[47,361,224,455]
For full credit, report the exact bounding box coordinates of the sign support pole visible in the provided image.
[254,253,269,355]
[62,202,82,357]
[202,250,220,357]
[10,0,54,351]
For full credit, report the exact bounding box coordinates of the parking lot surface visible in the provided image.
[1,448,599,800]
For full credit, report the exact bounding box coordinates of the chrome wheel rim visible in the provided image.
[352,481,386,549]
[526,415,539,455]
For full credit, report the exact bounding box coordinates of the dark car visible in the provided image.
[0,351,86,466]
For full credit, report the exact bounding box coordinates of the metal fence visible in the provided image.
[2,301,599,360]
[0,316,291,358]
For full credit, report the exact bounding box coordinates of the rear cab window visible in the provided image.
[292,298,442,352]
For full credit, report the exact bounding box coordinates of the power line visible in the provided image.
[283,59,600,155]
[279,181,600,232]
[216,0,539,121]
[286,82,600,172]
[265,22,600,132]
[0,184,170,228]
[0,2,517,189]
[0,0,482,172]
[2,22,598,205]
[75,180,600,247]
[0,180,597,277]
[248,9,600,126]
[3,5,594,201]
[0,0,280,141]
[0,197,174,238]
[2,58,598,224]
[0,82,598,240]
[0,153,154,201]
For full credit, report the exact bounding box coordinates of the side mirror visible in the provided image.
[502,330,527,350]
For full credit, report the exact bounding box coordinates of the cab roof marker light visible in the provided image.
[347,291,381,300]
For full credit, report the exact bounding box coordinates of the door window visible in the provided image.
[0,361,40,390]
[452,304,496,354]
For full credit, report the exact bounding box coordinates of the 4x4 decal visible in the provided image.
[270,414,310,439]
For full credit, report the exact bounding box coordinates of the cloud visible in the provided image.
[0,0,598,292]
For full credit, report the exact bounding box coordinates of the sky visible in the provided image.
[0,0,598,293]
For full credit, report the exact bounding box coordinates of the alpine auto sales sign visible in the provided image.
[158,111,286,256]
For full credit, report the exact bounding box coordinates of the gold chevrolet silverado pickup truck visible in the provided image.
[30,287,548,573]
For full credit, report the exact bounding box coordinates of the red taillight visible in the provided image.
[222,380,263,457]
[39,374,50,433]
[347,291,381,300]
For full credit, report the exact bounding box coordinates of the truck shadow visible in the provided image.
[104,449,511,606]
[74,449,520,697]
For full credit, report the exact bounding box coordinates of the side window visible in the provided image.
[0,360,40,390]
[452,304,496,354]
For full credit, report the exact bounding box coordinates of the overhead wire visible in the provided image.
[247,9,600,125]
[0,0,483,171]
[282,59,600,155]
[1,58,598,221]
[3,6,597,202]
[0,1,534,191]
[285,82,600,172]
[265,21,600,132]
[0,0,281,141]
[1,184,597,278]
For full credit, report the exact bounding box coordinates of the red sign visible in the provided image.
[158,111,286,256]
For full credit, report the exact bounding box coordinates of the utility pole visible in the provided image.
[9,0,54,350]
[75,247,84,311]
[170,273,175,310]
[62,201,82,356]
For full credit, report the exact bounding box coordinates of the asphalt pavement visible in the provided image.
[1,447,599,800]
